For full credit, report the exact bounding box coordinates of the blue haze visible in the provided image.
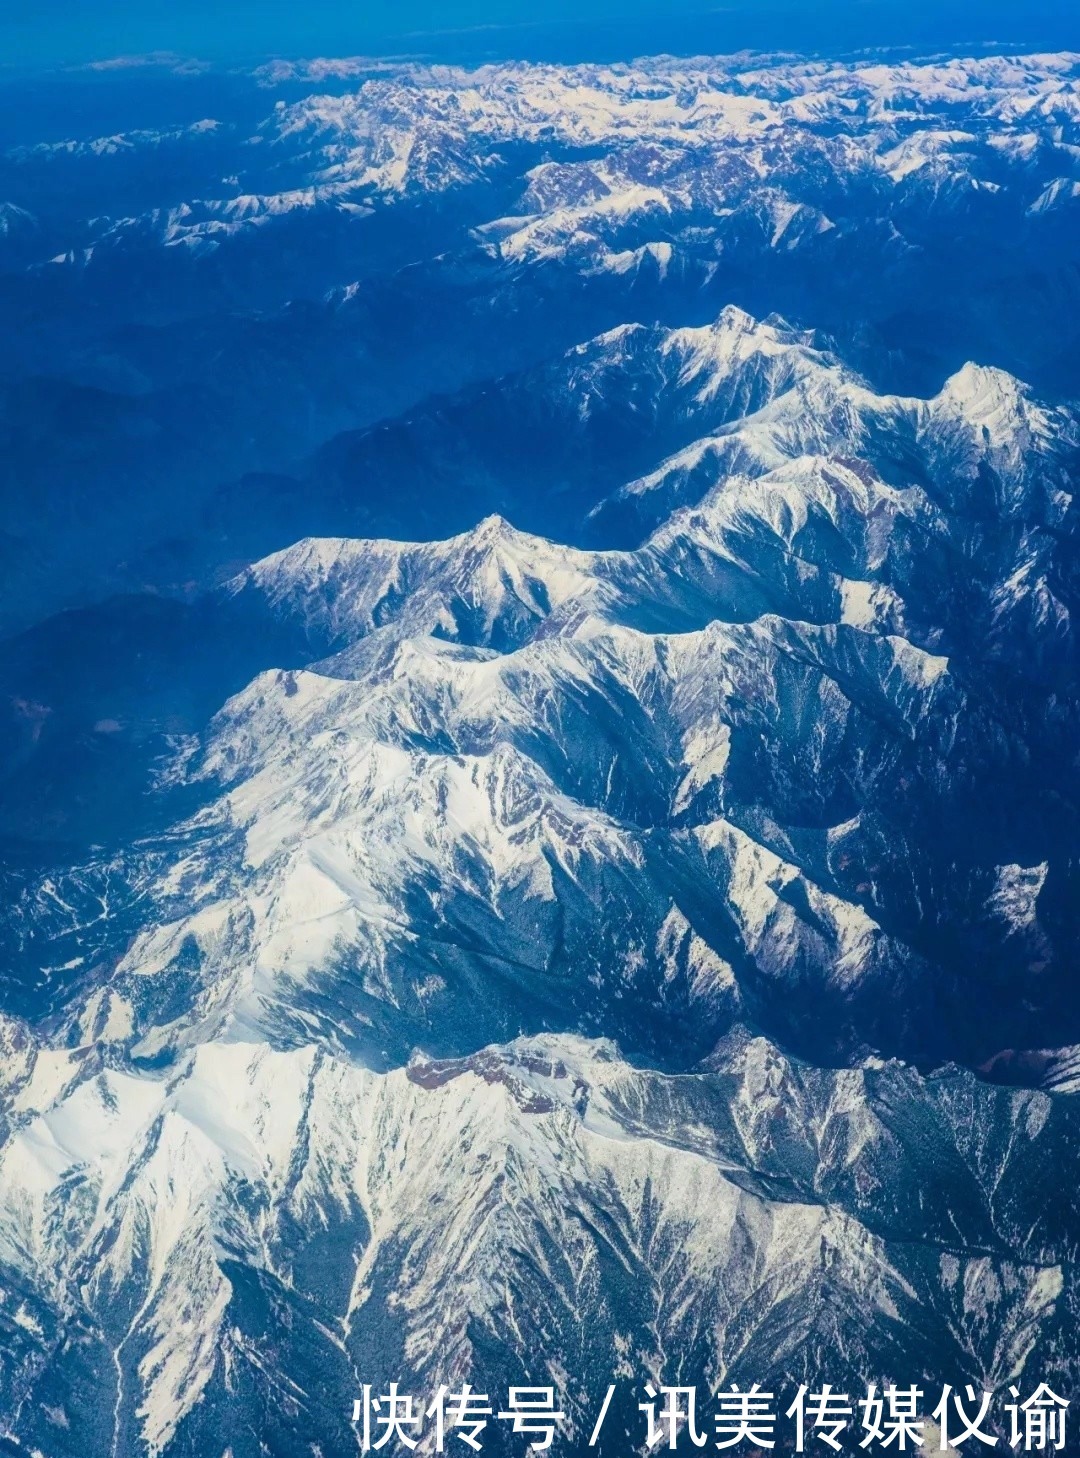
[4,0,1080,70]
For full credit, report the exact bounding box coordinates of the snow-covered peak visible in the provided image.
[1027,175,1080,213]
[935,360,1033,435]
[231,514,609,653]
[661,307,825,403]
[927,361,1077,514]
[0,201,36,236]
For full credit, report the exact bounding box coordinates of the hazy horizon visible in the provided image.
[5,0,1080,72]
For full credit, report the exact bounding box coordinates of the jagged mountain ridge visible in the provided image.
[7,301,1075,854]
[209,302,1080,559]
[1,295,1079,1454]
[2,1028,1076,1458]
[6,310,1078,1072]
[4,48,1080,636]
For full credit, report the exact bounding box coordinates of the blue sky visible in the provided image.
[5,0,1079,70]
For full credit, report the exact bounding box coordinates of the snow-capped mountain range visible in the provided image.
[3,49,1080,637]
[3,291,1080,1455]
[1,41,1080,1458]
